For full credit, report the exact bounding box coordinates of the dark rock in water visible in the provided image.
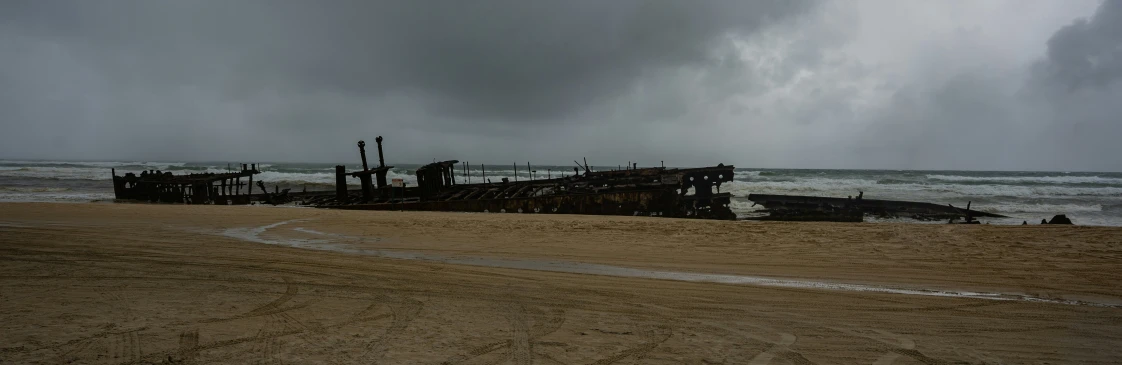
[1022,220,1028,225]
[1047,214,1074,225]
[1042,219,1049,224]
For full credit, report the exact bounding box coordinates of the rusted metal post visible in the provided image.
[513,163,518,181]
[111,168,120,199]
[375,136,386,168]
[236,177,241,195]
[482,164,486,184]
[373,136,389,191]
[358,140,370,172]
[335,165,346,202]
[527,162,531,181]
[356,140,374,201]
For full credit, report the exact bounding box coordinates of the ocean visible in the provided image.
[2,160,1120,226]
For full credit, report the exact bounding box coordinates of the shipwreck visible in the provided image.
[111,137,738,220]
[110,137,1010,223]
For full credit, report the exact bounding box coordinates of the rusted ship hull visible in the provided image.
[108,138,739,220]
[746,193,1007,221]
[323,174,735,220]
[330,190,734,218]
[305,138,738,219]
[111,164,261,205]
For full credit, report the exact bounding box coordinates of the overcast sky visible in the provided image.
[2,0,1120,171]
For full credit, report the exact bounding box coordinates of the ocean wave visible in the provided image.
[973,203,1103,213]
[0,186,70,193]
[0,167,116,180]
[0,191,115,202]
[728,199,765,212]
[734,170,763,178]
[926,174,1122,185]
[723,178,882,193]
[721,180,1122,198]
[0,160,188,169]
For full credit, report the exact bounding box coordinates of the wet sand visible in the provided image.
[2,203,1121,364]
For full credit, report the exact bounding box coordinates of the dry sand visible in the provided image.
[1,202,1121,364]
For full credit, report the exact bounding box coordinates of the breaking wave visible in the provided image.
[927,174,1122,185]
[723,179,1122,198]
[0,160,188,169]
[0,191,114,202]
[0,167,117,181]
[973,203,1104,213]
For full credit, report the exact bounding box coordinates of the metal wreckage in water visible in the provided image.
[110,137,739,220]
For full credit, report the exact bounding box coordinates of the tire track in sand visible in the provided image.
[588,324,673,365]
[747,332,797,365]
[508,304,532,365]
[441,306,566,365]
[109,329,142,363]
[830,327,946,365]
[708,321,813,365]
[178,329,199,363]
[356,295,424,363]
[251,314,286,365]
[246,278,298,316]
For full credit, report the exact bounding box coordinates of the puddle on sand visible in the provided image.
[219,220,1122,308]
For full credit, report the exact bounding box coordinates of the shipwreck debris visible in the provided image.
[745,193,1007,222]
[1046,214,1074,225]
[256,181,291,206]
[323,140,737,220]
[111,164,260,205]
[108,138,738,220]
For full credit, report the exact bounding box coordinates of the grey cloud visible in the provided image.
[816,0,1122,171]
[2,0,816,123]
[0,0,822,165]
[1026,0,1122,170]
[2,0,1121,172]
[1037,0,1122,91]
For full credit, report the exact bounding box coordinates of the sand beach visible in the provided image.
[2,202,1121,364]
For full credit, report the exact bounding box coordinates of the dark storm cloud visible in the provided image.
[1036,0,1122,92]
[3,0,1120,171]
[1,0,815,123]
[1023,0,1122,170]
[0,0,821,164]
